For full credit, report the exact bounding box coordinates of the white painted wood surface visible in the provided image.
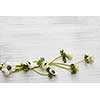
[0,16,99,83]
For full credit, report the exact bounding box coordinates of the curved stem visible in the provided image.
[52,63,70,70]
[75,60,84,64]
[48,55,61,65]
[11,68,23,74]
[32,69,48,76]
[32,66,40,69]
[51,62,70,67]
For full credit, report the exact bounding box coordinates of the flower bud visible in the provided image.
[70,64,79,74]
[66,52,73,60]
[84,54,94,64]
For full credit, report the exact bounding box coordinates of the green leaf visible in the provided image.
[37,57,45,67]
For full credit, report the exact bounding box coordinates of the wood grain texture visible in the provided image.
[0,16,100,83]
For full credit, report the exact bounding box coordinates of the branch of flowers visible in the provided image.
[11,65,48,76]
[0,50,94,77]
[11,66,40,74]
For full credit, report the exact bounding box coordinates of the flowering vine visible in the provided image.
[0,49,94,78]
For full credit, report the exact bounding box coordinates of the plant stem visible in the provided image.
[51,62,70,67]
[48,55,61,65]
[32,69,48,76]
[51,63,70,70]
[32,66,40,69]
[11,68,23,75]
[75,60,84,64]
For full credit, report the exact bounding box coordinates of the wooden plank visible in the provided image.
[0,16,99,83]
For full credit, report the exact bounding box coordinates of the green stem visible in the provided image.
[32,66,40,69]
[52,63,70,70]
[48,55,61,65]
[51,62,70,67]
[75,60,84,64]
[11,68,23,75]
[32,69,48,76]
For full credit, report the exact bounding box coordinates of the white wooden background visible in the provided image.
[0,16,100,83]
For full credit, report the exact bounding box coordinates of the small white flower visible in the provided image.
[41,62,48,70]
[26,61,37,69]
[84,54,94,64]
[1,62,16,76]
[49,68,56,75]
